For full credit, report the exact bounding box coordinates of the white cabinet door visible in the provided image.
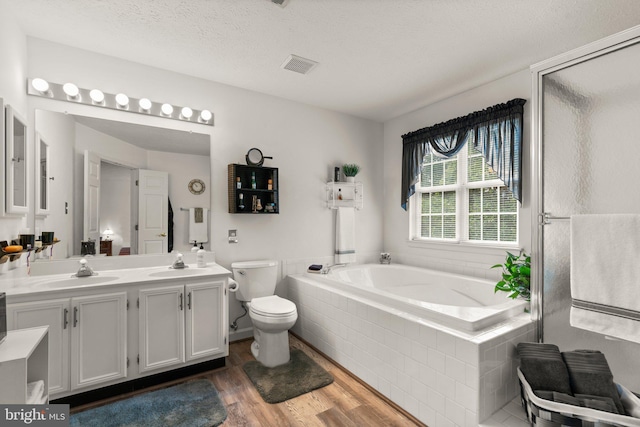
[185,281,225,361]
[70,292,127,390]
[139,285,185,372]
[8,299,70,395]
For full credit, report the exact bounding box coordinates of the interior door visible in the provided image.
[83,150,101,242]
[137,169,169,254]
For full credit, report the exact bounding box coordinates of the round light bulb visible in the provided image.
[31,78,49,93]
[115,93,129,107]
[199,109,212,122]
[161,103,174,115]
[181,107,193,119]
[89,89,105,103]
[139,98,152,111]
[63,83,80,98]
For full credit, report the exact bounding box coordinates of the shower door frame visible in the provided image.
[530,25,640,342]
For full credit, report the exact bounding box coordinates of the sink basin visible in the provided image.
[148,268,204,278]
[33,276,120,289]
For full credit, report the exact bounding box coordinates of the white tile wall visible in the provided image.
[287,274,536,426]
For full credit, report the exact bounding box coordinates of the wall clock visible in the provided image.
[188,179,205,195]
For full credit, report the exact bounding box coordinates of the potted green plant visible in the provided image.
[492,251,531,301]
[342,164,360,182]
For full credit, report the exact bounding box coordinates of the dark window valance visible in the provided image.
[401,98,526,210]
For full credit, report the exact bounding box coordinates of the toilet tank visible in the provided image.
[231,260,278,302]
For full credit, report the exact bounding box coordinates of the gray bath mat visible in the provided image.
[243,349,334,403]
[69,379,227,426]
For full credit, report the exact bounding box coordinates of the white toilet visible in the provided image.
[230,260,298,368]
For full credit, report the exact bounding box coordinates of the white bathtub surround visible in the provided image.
[287,265,536,426]
[335,207,356,264]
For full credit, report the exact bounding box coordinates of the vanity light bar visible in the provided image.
[26,78,214,126]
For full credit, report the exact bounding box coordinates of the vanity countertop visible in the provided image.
[0,263,231,298]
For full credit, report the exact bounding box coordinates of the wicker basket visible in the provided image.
[517,368,640,427]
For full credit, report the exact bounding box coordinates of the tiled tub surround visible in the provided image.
[287,271,535,426]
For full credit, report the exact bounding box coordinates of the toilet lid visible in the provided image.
[250,295,296,317]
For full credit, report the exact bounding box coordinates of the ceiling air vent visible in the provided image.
[281,54,318,75]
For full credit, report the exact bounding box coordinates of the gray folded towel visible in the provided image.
[562,350,625,415]
[517,342,573,395]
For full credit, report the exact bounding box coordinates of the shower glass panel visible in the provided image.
[541,40,640,391]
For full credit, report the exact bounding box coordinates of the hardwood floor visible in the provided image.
[72,334,424,426]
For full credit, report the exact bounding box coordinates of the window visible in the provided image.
[412,145,518,244]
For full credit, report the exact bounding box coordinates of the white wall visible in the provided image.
[382,70,532,280]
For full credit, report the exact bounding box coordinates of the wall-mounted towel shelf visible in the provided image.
[326,182,363,210]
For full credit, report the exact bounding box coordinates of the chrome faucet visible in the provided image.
[380,252,391,264]
[172,253,186,269]
[320,263,346,274]
[75,258,96,277]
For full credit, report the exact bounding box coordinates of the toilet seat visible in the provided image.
[250,295,297,318]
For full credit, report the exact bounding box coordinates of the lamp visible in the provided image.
[26,78,213,126]
[161,103,174,116]
[180,107,193,120]
[31,78,50,94]
[115,93,129,108]
[103,228,114,241]
[63,82,80,99]
[139,98,152,111]
[89,89,105,104]
[199,109,212,123]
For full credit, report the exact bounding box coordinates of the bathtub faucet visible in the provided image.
[320,263,346,274]
[379,252,391,264]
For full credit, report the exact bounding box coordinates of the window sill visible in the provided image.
[406,238,522,256]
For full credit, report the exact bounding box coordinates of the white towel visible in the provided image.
[26,380,45,404]
[335,207,356,264]
[570,214,640,343]
[188,208,209,243]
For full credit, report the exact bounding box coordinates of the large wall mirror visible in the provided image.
[5,105,29,215]
[34,109,211,260]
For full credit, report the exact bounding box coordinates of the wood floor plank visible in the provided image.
[70,334,424,426]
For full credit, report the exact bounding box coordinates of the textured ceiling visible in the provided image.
[5,0,640,122]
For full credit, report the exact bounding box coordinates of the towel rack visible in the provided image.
[539,212,570,225]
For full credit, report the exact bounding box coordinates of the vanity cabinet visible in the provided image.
[8,292,128,395]
[227,164,279,214]
[138,280,225,373]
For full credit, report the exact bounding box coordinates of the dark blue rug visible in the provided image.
[70,379,227,427]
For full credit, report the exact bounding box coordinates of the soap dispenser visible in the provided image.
[190,241,199,252]
[197,244,206,268]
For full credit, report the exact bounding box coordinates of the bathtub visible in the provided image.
[287,263,535,425]
[302,263,526,331]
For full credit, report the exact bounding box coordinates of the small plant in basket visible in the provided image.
[492,251,531,301]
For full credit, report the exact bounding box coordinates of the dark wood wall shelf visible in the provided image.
[228,164,279,214]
